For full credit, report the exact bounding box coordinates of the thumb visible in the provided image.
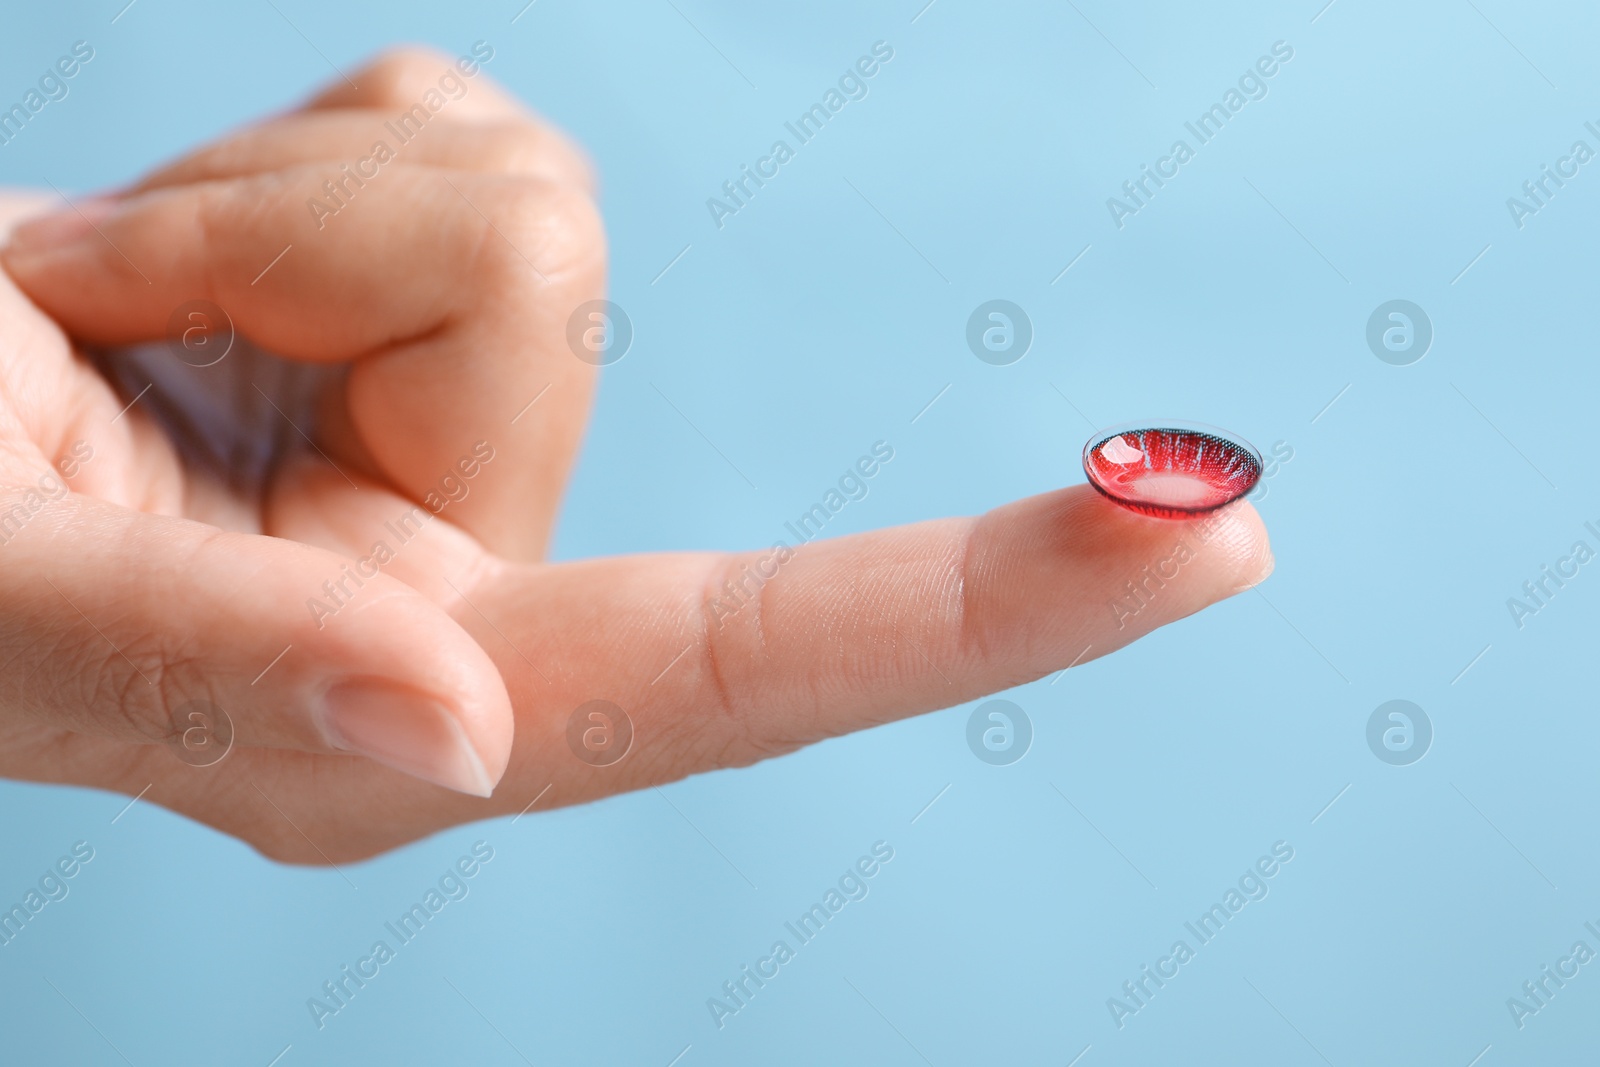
[0,482,512,796]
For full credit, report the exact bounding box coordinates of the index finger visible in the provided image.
[448,485,1275,804]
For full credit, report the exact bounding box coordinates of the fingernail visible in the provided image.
[319,680,495,797]
[6,197,119,254]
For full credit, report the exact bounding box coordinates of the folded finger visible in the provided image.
[2,166,604,560]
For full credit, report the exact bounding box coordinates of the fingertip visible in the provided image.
[1077,486,1274,595]
[327,591,516,793]
[2,196,118,262]
[1184,499,1280,598]
[965,485,1277,668]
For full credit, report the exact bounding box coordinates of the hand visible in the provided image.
[0,49,1272,863]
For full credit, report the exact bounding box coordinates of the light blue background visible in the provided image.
[2,0,1597,1063]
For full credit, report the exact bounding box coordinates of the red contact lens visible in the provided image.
[1082,422,1262,519]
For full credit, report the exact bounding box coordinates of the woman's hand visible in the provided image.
[0,49,1272,863]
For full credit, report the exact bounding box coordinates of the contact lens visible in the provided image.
[1082,422,1262,519]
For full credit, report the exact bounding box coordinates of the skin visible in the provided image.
[0,49,1272,864]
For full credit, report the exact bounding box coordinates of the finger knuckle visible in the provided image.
[676,554,796,767]
[473,178,606,291]
[953,520,989,666]
[476,123,596,189]
[353,47,460,106]
[174,139,248,183]
[94,641,209,748]
[475,126,549,175]
[189,179,278,274]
